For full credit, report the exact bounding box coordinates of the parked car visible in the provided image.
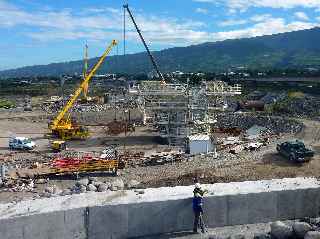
[276,140,314,163]
[9,137,36,150]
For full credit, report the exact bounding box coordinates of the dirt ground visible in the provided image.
[0,110,320,203]
[142,119,320,188]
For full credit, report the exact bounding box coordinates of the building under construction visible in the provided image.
[129,80,241,148]
[124,4,242,150]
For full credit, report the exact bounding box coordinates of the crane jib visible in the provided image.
[123,4,165,83]
[51,40,117,129]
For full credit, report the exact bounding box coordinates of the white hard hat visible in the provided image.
[195,183,201,189]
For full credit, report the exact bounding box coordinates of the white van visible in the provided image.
[9,137,36,150]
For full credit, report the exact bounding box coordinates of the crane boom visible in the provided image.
[51,40,117,130]
[83,43,89,98]
[123,4,165,83]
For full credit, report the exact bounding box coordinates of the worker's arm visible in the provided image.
[201,189,209,195]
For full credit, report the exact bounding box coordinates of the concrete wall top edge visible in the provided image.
[0,177,319,220]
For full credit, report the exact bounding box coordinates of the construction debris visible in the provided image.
[216,113,303,134]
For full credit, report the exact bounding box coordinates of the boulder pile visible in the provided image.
[40,177,142,198]
[256,220,320,239]
[272,95,320,119]
[216,113,303,134]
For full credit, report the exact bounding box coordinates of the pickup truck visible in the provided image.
[276,140,314,163]
[9,137,36,150]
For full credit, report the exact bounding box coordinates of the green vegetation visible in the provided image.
[288,91,305,98]
[0,99,15,109]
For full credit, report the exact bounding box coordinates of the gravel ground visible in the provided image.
[140,222,271,239]
[0,109,319,203]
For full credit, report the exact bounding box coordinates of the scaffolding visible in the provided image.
[129,81,241,147]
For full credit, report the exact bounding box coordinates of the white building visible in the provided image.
[186,134,214,155]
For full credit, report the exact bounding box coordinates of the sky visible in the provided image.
[1,0,320,70]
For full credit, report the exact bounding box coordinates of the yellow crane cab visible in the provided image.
[51,140,67,152]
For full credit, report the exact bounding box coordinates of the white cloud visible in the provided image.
[210,18,317,41]
[195,8,208,14]
[0,0,319,47]
[250,14,272,22]
[0,1,208,45]
[194,0,320,12]
[218,19,247,27]
[294,12,310,21]
[193,0,214,2]
[227,9,237,14]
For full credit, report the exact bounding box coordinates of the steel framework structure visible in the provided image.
[129,81,241,146]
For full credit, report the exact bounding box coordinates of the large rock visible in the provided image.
[134,189,145,194]
[254,233,271,239]
[88,177,97,183]
[44,186,54,194]
[209,235,225,239]
[75,178,89,187]
[86,184,97,192]
[60,189,72,196]
[270,221,294,239]
[51,185,61,195]
[228,234,245,239]
[79,185,87,193]
[35,178,48,184]
[42,192,52,198]
[126,179,140,189]
[304,231,320,239]
[293,222,312,238]
[97,183,109,192]
[44,185,60,194]
[93,181,103,187]
[111,179,124,191]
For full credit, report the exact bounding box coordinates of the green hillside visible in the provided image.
[1,27,320,77]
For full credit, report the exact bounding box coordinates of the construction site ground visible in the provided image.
[0,110,320,203]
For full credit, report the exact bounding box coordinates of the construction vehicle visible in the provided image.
[9,137,36,150]
[51,140,67,152]
[277,140,314,163]
[49,40,117,140]
[123,4,166,84]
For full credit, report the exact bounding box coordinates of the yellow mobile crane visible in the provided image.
[49,40,117,140]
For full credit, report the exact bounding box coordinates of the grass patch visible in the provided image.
[0,99,15,109]
[288,91,305,99]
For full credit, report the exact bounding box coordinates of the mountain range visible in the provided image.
[2,27,320,77]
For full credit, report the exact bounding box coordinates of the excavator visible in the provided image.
[49,40,117,140]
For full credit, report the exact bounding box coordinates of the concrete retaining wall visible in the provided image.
[1,178,320,239]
